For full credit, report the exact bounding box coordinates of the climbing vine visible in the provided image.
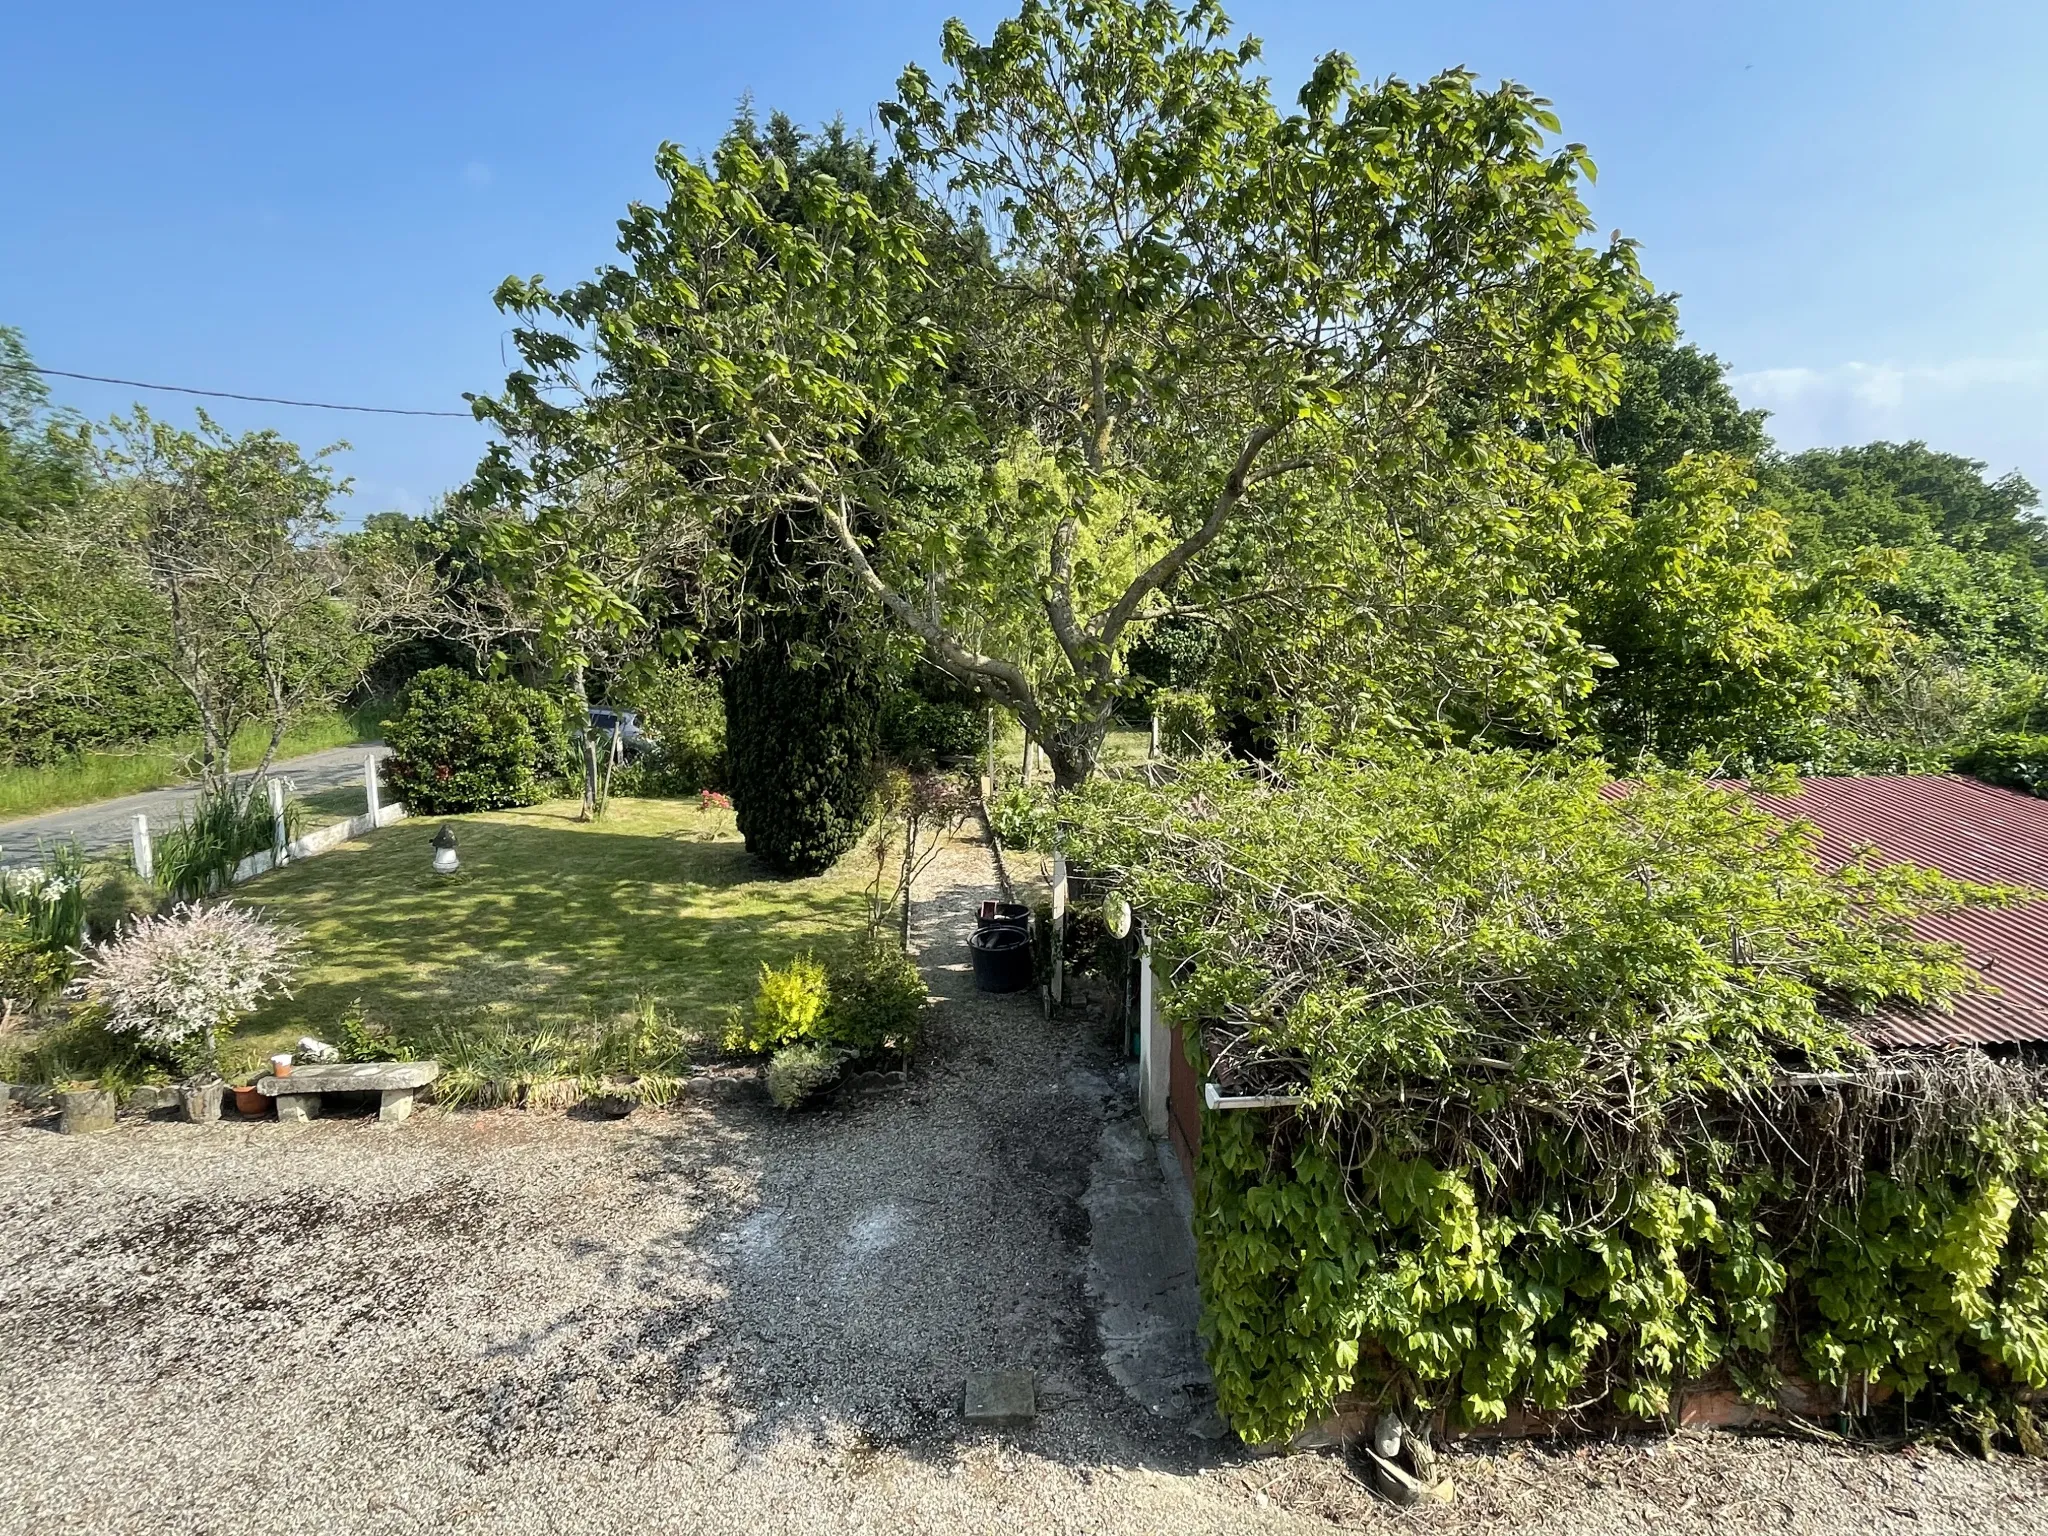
[1060,749,2048,1445]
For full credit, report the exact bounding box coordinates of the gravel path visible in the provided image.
[3,827,2046,1533]
[0,744,389,868]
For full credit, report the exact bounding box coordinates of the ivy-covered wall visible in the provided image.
[1195,1074,2048,1446]
[1057,748,2048,1448]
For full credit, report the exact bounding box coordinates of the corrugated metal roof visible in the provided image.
[1611,774,2048,1049]
[1737,774,2048,889]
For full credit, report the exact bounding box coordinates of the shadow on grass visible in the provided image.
[232,800,872,1053]
[294,784,369,829]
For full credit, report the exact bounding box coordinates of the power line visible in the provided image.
[0,360,475,418]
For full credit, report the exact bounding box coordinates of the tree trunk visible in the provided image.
[1044,720,1107,792]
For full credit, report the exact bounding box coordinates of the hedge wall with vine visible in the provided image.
[1059,749,2048,1448]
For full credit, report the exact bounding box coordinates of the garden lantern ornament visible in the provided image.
[430,824,460,874]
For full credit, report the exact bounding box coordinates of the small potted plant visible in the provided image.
[230,1073,269,1117]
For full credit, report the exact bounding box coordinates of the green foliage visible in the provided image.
[879,685,982,772]
[721,940,923,1061]
[0,326,90,532]
[1772,444,2048,767]
[383,666,574,814]
[0,665,196,769]
[336,1000,416,1063]
[475,1,1654,787]
[1153,689,1215,755]
[0,910,65,1012]
[1575,454,1898,765]
[765,1042,849,1110]
[0,1002,170,1089]
[825,936,928,1055]
[154,788,296,902]
[0,705,377,822]
[1057,749,2040,1442]
[1127,615,1219,701]
[0,841,87,953]
[723,615,882,875]
[427,999,693,1110]
[724,954,831,1054]
[1,406,418,801]
[1954,732,2048,797]
[987,781,1058,852]
[614,663,726,796]
[1590,308,1770,492]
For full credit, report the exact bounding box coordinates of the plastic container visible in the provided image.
[969,925,1034,993]
[976,900,1031,933]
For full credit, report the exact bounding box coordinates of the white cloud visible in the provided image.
[462,160,494,188]
[1729,357,2048,488]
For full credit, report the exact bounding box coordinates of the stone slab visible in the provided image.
[964,1370,1036,1428]
[258,1061,439,1096]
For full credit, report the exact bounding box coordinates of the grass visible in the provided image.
[226,795,874,1066]
[988,716,1155,778]
[0,700,385,822]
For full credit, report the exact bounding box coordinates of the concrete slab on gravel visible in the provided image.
[965,1370,1036,1427]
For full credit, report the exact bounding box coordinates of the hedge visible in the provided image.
[382,667,575,814]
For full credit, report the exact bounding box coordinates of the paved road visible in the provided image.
[0,743,390,868]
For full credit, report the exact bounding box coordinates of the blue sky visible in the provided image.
[6,1,2045,521]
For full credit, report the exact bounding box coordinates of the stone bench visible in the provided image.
[257,1061,441,1125]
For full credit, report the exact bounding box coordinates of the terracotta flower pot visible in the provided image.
[232,1084,268,1117]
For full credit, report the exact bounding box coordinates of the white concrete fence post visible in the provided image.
[364,753,382,823]
[268,777,288,862]
[1049,852,1069,1006]
[1150,712,1161,760]
[130,813,153,882]
[1137,932,1169,1138]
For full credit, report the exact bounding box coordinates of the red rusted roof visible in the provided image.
[1737,774,2048,889]
[1610,774,2048,1049]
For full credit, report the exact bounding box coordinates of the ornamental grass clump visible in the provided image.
[78,901,304,1070]
[1058,748,2048,1448]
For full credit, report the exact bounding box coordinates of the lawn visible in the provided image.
[229,796,874,1063]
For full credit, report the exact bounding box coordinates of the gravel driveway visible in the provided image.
[3,830,2045,1534]
[0,744,389,868]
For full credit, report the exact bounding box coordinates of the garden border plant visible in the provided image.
[1054,747,2048,1451]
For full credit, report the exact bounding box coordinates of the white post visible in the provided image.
[130,813,153,883]
[1049,852,1069,1006]
[364,753,382,823]
[1137,936,1169,1137]
[1150,712,1161,760]
[268,777,288,861]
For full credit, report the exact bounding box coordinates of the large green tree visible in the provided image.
[0,411,433,801]
[0,326,89,532]
[472,0,1652,787]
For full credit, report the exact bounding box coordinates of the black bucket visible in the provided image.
[977,900,1030,933]
[969,924,1034,993]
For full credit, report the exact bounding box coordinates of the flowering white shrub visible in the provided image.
[79,902,305,1059]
